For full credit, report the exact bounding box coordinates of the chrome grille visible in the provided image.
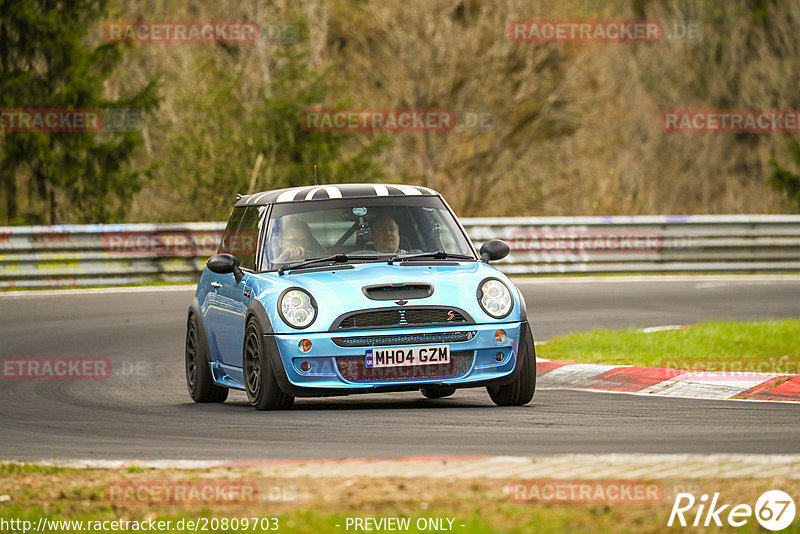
[334,307,470,330]
[333,331,476,347]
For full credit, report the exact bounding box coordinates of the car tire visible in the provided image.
[487,327,536,406]
[185,313,229,403]
[420,386,456,399]
[243,318,294,410]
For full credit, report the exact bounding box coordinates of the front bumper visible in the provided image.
[263,322,528,397]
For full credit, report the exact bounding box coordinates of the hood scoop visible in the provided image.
[362,283,433,301]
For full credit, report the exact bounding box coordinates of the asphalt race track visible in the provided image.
[0,276,798,461]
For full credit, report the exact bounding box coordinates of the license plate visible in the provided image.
[365,345,450,368]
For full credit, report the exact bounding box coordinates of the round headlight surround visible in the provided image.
[477,278,514,319]
[278,288,317,329]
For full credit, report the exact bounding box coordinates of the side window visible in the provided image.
[218,207,246,255]
[236,206,265,271]
[217,206,266,271]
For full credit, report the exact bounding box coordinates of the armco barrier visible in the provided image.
[0,215,798,288]
[0,222,223,288]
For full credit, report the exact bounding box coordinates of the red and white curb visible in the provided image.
[20,454,800,479]
[537,359,800,402]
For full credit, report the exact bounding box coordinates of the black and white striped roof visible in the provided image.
[236,183,440,206]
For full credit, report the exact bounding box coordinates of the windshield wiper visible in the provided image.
[278,254,378,275]
[388,250,475,265]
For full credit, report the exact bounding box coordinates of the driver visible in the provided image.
[274,218,325,262]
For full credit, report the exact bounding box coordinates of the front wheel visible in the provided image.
[185,313,228,403]
[487,328,536,406]
[243,318,294,410]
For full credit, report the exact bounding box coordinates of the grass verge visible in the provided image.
[538,319,800,372]
[1,466,799,533]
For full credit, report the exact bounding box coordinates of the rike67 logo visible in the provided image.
[668,490,796,531]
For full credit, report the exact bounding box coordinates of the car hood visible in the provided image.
[250,261,522,333]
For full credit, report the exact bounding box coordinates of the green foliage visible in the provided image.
[0,0,159,224]
[768,137,800,212]
[253,49,390,191]
[151,43,390,222]
[4,1,800,222]
[0,462,70,475]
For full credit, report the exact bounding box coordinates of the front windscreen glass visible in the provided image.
[262,197,475,270]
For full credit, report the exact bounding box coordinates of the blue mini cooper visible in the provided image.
[186,184,536,409]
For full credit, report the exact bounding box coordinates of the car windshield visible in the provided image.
[264,197,476,270]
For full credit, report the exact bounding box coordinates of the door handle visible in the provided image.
[210,282,222,289]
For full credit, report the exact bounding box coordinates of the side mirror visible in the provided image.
[479,239,510,262]
[207,253,244,284]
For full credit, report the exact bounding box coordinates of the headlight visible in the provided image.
[477,278,513,319]
[278,288,317,329]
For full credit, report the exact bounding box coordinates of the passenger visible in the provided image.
[371,215,401,253]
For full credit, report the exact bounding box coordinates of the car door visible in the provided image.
[202,206,245,366]
[211,205,268,368]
